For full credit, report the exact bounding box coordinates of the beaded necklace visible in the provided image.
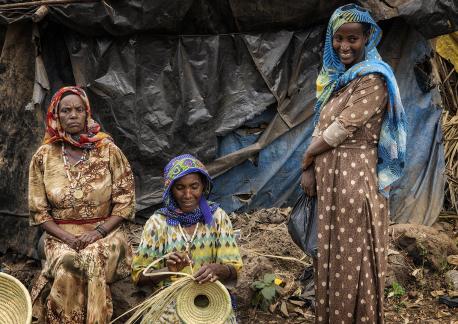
[61,142,89,200]
[178,223,199,273]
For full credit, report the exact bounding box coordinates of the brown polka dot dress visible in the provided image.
[313,74,389,324]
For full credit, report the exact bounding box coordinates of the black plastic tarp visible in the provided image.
[1,1,455,220]
[0,0,347,35]
[1,0,457,38]
[33,22,323,216]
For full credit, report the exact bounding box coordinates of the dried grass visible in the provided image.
[434,54,458,214]
[114,276,194,324]
[110,254,195,324]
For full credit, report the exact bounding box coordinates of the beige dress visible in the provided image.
[313,74,389,324]
[28,141,135,324]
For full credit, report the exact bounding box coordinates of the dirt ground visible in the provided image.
[1,208,457,323]
[228,209,458,323]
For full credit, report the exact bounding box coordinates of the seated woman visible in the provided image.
[28,86,135,324]
[132,154,242,323]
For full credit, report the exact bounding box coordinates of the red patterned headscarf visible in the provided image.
[43,86,112,149]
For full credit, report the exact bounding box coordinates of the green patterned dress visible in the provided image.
[131,207,243,323]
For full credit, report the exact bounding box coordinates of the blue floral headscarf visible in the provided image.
[315,4,407,197]
[157,154,219,227]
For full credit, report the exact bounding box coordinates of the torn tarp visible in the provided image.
[360,0,458,38]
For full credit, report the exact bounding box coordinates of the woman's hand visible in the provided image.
[166,252,191,272]
[77,230,103,250]
[302,151,314,171]
[41,221,82,251]
[193,264,228,284]
[63,234,81,251]
[301,167,317,197]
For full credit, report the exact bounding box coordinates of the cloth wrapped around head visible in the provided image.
[44,86,112,149]
[158,154,219,227]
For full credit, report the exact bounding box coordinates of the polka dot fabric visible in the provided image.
[314,74,389,324]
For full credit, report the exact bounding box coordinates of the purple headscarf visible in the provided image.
[157,154,219,227]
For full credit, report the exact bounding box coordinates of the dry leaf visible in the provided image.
[292,287,302,297]
[447,290,458,297]
[404,301,420,309]
[288,300,306,307]
[447,255,458,266]
[294,307,305,315]
[269,302,279,313]
[280,301,289,317]
[411,268,423,280]
[431,290,446,297]
[435,309,450,318]
[388,248,400,256]
[303,310,314,318]
[413,293,424,304]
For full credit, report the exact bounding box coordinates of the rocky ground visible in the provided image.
[1,209,457,323]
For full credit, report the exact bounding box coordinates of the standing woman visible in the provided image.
[301,4,407,323]
[29,86,135,323]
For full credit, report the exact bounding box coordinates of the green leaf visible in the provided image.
[391,282,406,297]
[264,273,276,283]
[261,285,277,301]
[252,281,266,289]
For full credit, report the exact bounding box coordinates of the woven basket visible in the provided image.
[0,272,32,324]
[176,280,231,324]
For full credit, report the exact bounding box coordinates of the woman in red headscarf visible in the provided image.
[28,86,135,324]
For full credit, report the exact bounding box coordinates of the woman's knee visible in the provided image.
[59,253,83,276]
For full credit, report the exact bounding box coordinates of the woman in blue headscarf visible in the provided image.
[131,154,242,323]
[300,4,407,323]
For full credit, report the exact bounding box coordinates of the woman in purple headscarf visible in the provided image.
[131,154,242,323]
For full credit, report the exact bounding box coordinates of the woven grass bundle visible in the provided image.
[111,254,232,324]
[443,111,458,212]
[176,280,231,324]
[435,52,458,215]
[0,272,32,324]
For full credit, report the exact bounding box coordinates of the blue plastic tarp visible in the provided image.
[212,25,445,226]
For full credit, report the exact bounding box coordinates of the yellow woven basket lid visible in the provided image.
[176,281,231,324]
[0,272,32,324]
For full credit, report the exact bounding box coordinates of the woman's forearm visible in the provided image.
[302,136,333,171]
[223,264,237,281]
[306,136,333,158]
[41,220,73,241]
[97,215,124,234]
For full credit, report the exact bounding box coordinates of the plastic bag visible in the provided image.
[287,192,317,258]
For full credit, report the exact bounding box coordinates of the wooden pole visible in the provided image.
[0,0,99,10]
[31,5,48,22]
